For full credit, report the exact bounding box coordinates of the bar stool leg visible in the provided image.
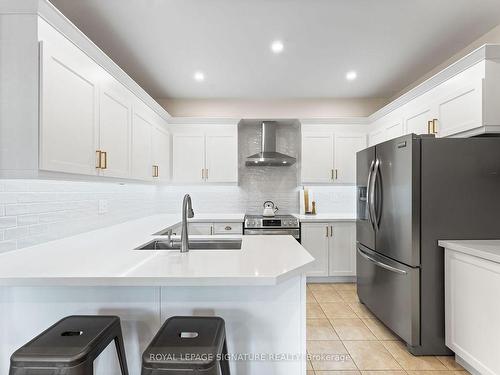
[114,332,129,375]
[219,339,230,375]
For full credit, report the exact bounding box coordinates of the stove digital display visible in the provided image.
[262,219,281,227]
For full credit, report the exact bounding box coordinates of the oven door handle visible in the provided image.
[244,229,300,237]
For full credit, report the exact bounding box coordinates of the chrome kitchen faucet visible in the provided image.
[181,194,194,253]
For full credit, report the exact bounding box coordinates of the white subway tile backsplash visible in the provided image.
[0,217,17,229]
[4,226,28,240]
[0,172,356,252]
[0,240,17,253]
[0,179,161,252]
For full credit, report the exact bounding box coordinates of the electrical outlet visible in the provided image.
[98,199,108,215]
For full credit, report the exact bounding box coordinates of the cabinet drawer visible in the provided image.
[213,222,242,235]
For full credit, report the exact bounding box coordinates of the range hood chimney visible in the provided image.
[245,121,296,166]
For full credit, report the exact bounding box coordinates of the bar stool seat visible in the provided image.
[142,316,230,375]
[9,315,129,375]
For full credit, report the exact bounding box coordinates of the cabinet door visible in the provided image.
[436,80,483,137]
[333,133,366,184]
[329,222,357,277]
[188,223,213,235]
[39,41,98,175]
[205,134,238,182]
[172,134,205,183]
[405,106,434,135]
[385,121,405,141]
[301,223,330,277]
[152,126,170,182]
[131,106,153,180]
[368,129,385,146]
[301,133,334,183]
[99,79,131,178]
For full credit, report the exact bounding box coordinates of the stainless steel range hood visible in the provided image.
[246,121,296,166]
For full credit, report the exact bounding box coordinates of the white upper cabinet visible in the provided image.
[172,133,206,183]
[171,125,238,184]
[301,127,366,185]
[152,125,170,182]
[37,20,171,182]
[333,133,366,184]
[131,103,154,181]
[369,49,500,144]
[205,134,238,182]
[98,78,131,178]
[39,40,98,175]
[301,132,334,183]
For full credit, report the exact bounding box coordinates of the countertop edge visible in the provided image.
[439,240,500,264]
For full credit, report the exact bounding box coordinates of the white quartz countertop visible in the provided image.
[0,214,313,287]
[439,240,500,264]
[294,213,356,222]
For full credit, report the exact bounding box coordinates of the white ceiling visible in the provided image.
[50,0,500,99]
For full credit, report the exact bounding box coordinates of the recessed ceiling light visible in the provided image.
[271,40,284,54]
[346,71,357,81]
[193,71,205,82]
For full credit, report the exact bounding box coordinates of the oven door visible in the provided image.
[243,228,300,240]
[357,243,420,346]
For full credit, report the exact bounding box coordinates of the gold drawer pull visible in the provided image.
[100,151,107,169]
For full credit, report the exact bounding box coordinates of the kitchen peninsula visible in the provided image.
[0,214,313,375]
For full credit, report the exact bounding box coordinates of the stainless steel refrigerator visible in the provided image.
[356,133,500,355]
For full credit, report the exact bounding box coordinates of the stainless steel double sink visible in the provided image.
[135,238,242,251]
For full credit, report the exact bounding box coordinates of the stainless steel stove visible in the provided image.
[243,214,300,241]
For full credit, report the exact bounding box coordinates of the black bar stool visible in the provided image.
[9,315,129,375]
[141,316,230,375]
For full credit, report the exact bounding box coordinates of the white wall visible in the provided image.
[159,98,387,118]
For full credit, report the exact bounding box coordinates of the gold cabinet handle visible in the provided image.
[334,169,338,180]
[95,150,102,169]
[152,165,159,177]
[432,119,438,134]
[427,120,433,134]
[156,165,159,177]
[100,151,107,169]
[330,226,333,237]
[331,169,334,180]
[326,226,329,237]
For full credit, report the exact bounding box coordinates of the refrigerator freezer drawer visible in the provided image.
[356,243,420,346]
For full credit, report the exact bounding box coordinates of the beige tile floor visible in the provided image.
[306,283,469,375]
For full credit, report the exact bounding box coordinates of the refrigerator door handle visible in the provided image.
[369,159,380,231]
[366,160,375,229]
[373,158,382,230]
[357,247,407,275]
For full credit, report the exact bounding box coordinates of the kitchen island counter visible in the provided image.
[0,214,311,375]
[0,214,312,286]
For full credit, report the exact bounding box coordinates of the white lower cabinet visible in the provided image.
[445,248,500,375]
[329,222,356,276]
[301,223,330,276]
[301,222,356,277]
